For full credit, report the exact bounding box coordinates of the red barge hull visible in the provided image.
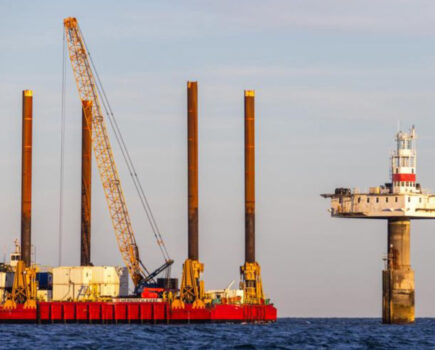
[0,302,277,324]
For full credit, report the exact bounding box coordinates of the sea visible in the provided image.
[0,318,433,349]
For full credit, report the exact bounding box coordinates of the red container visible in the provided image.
[63,303,76,322]
[50,303,63,321]
[89,303,102,322]
[75,303,88,322]
[114,303,127,322]
[152,302,166,321]
[102,303,114,323]
[140,303,152,322]
[127,303,139,322]
[38,302,50,322]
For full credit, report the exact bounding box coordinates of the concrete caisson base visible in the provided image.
[382,219,415,324]
[382,270,415,324]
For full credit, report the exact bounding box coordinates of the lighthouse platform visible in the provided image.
[321,189,435,219]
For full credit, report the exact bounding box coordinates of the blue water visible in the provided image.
[1,318,434,349]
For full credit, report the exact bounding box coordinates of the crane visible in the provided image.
[63,17,173,293]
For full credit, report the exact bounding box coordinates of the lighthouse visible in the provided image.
[322,126,435,324]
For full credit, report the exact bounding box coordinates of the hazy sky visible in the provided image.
[3,0,435,317]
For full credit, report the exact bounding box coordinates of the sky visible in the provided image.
[3,0,435,317]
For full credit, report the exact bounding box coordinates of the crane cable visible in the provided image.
[77,24,171,263]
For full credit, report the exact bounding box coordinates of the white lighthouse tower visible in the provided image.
[392,126,417,194]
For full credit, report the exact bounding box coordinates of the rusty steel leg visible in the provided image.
[382,219,414,324]
[240,90,264,304]
[187,81,199,261]
[80,101,92,266]
[176,81,205,307]
[21,90,33,266]
[244,90,255,264]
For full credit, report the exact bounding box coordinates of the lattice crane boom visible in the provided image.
[63,17,145,286]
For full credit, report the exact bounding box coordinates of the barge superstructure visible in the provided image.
[0,17,277,323]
